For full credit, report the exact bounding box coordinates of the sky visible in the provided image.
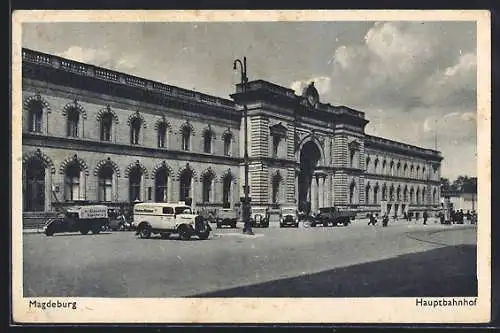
[22,21,477,180]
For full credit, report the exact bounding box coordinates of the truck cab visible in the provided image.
[44,205,109,236]
[132,202,211,240]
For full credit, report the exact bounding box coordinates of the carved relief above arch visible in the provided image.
[22,149,56,174]
[127,111,147,128]
[200,166,217,180]
[177,162,197,179]
[93,157,121,177]
[59,154,89,176]
[124,160,148,179]
[23,93,51,113]
[62,99,87,119]
[220,168,236,182]
[221,128,234,141]
[96,105,119,124]
[202,125,216,139]
[151,160,174,178]
[179,121,195,135]
[154,115,171,131]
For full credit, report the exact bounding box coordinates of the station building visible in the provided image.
[21,48,443,228]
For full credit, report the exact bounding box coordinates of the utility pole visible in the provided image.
[233,57,253,235]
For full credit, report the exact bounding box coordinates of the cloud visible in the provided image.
[57,45,140,71]
[290,76,331,96]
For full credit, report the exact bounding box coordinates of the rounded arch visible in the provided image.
[96,105,119,124]
[93,158,121,177]
[220,168,236,182]
[127,111,147,128]
[151,160,173,179]
[59,154,89,176]
[124,160,148,179]
[24,93,51,113]
[154,116,171,131]
[177,163,197,179]
[200,166,216,180]
[180,121,195,135]
[23,149,56,174]
[202,125,216,139]
[62,99,87,119]
[297,135,325,166]
[221,128,234,141]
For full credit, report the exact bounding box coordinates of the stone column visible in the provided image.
[140,174,145,202]
[191,178,197,210]
[79,171,86,200]
[294,171,299,204]
[318,174,325,208]
[112,173,118,202]
[324,174,330,207]
[167,176,173,202]
[311,175,318,214]
[45,170,52,211]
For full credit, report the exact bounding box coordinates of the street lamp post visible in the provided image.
[233,57,253,235]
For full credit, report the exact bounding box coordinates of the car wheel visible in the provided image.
[80,228,90,235]
[197,230,210,240]
[91,225,101,234]
[295,223,299,228]
[45,228,54,236]
[323,222,328,227]
[216,223,222,229]
[310,223,316,227]
[138,225,151,239]
[179,228,191,241]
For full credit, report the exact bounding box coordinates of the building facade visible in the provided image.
[21,48,443,227]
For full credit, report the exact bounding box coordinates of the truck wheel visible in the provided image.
[231,222,237,228]
[80,228,90,235]
[138,225,151,239]
[91,225,101,234]
[197,230,210,240]
[343,220,349,226]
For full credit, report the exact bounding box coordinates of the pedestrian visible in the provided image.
[409,213,412,222]
[382,214,389,227]
[368,213,377,226]
[423,211,428,225]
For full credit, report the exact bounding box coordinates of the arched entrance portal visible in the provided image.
[298,141,322,214]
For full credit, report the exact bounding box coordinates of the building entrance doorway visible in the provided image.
[298,141,321,214]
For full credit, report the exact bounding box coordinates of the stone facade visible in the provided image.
[21,48,443,227]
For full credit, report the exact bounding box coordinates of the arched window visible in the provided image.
[396,162,401,177]
[422,167,426,179]
[129,166,142,202]
[389,161,394,176]
[28,102,43,133]
[130,117,141,145]
[222,174,232,208]
[64,162,81,201]
[98,164,114,202]
[403,186,408,202]
[432,188,437,204]
[100,113,113,141]
[382,184,387,201]
[66,108,79,137]
[202,173,214,203]
[223,133,232,156]
[157,122,168,148]
[389,185,395,201]
[422,188,426,204]
[416,166,421,179]
[181,127,191,151]
[24,157,45,211]
[179,169,193,201]
[374,158,379,174]
[382,160,387,174]
[366,157,371,172]
[349,181,356,204]
[396,186,401,201]
[203,130,213,154]
[410,165,414,178]
[154,167,169,202]
[403,163,408,177]
[410,187,415,204]
[416,188,421,204]
[365,184,370,204]
[373,184,379,204]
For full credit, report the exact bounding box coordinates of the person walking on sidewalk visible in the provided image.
[382,214,389,227]
[368,213,377,226]
[423,211,428,225]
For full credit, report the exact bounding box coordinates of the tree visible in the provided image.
[452,176,477,194]
[440,177,452,192]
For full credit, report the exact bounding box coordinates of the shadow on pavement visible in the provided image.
[191,245,477,298]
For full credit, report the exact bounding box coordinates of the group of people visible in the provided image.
[367,210,430,227]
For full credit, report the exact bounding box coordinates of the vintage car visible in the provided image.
[311,207,355,227]
[132,202,211,240]
[250,207,269,228]
[44,205,109,236]
[280,206,299,228]
[216,208,238,228]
